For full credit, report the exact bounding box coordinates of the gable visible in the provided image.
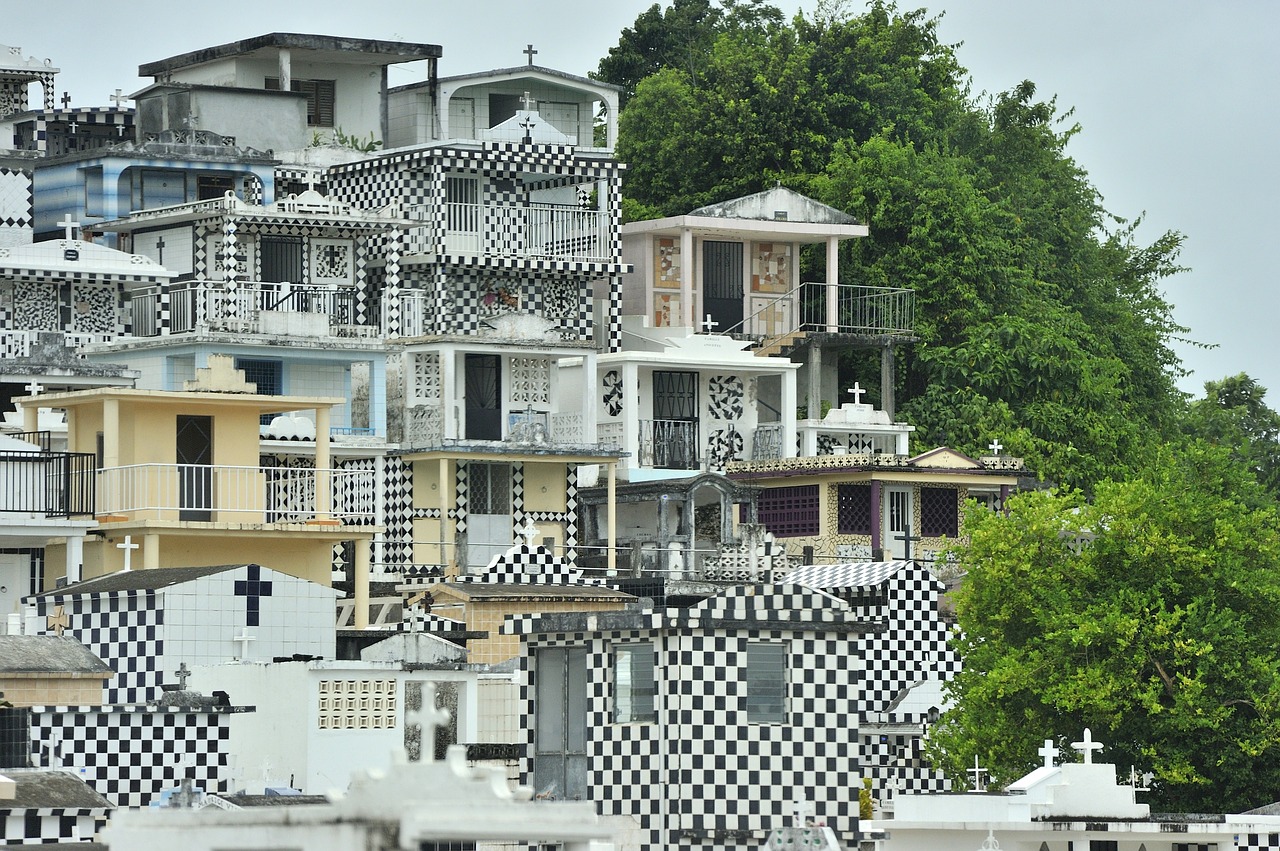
[909,446,981,469]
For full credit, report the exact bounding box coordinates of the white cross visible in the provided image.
[967,754,988,792]
[110,88,129,108]
[182,114,199,129]
[518,515,541,547]
[702,313,719,332]
[1071,727,1104,764]
[232,627,255,660]
[520,90,536,111]
[1038,738,1057,769]
[116,535,139,571]
[303,171,319,193]
[67,120,77,133]
[57,213,79,241]
[988,439,1004,455]
[404,682,452,763]
[259,757,273,781]
[847,382,866,405]
[116,124,126,137]
[23,379,43,395]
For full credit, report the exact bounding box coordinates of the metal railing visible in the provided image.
[416,201,610,263]
[752,423,785,460]
[638,419,699,470]
[129,281,371,337]
[722,282,915,347]
[95,463,374,523]
[0,450,96,517]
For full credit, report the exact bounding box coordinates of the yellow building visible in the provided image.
[24,356,380,621]
[727,447,1027,563]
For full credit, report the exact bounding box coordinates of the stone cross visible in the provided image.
[232,627,255,660]
[182,114,199,130]
[116,124,126,137]
[67,120,77,134]
[24,379,43,395]
[1037,739,1057,769]
[518,515,541,547]
[110,88,129,108]
[173,662,191,690]
[57,213,79,241]
[60,92,71,108]
[523,43,538,65]
[46,604,69,636]
[519,116,536,143]
[116,535,139,571]
[988,438,1003,455]
[967,754,988,792]
[1071,727,1103,764]
[702,314,719,333]
[404,682,452,763]
[847,382,866,405]
[520,91,536,111]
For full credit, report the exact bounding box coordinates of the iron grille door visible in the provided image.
[260,236,303,284]
[176,415,213,521]
[703,240,744,330]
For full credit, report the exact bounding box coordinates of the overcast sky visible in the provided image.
[6,1,1275,399]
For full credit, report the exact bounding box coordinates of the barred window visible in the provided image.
[757,485,820,537]
[837,483,874,535]
[613,642,657,723]
[920,487,959,538]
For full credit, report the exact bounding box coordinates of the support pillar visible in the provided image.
[439,457,452,574]
[606,463,617,574]
[354,538,371,630]
[679,227,694,328]
[314,407,332,521]
[807,344,823,421]
[143,533,160,570]
[825,236,839,332]
[871,480,882,556]
[65,535,84,585]
[881,343,896,420]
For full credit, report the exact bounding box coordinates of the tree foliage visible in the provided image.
[1184,373,1280,501]
[600,1,1190,491]
[930,443,1280,811]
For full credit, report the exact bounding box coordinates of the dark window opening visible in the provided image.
[265,77,336,127]
[920,487,959,538]
[837,483,874,535]
[758,485,820,538]
[197,174,235,201]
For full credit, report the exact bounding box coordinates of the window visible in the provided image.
[746,642,786,723]
[920,487,959,538]
[468,462,511,515]
[235,358,283,425]
[837,483,873,535]
[613,642,657,723]
[265,77,336,127]
[196,174,234,200]
[757,485,820,537]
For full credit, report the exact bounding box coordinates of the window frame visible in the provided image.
[745,641,787,723]
[612,641,657,724]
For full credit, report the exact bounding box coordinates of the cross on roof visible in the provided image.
[173,662,191,690]
[60,91,71,108]
[116,535,139,571]
[404,682,452,763]
[988,438,1003,455]
[848,382,866,405]
[110,88,129,108]
[232,627,255,660]
[967,754,988,792]
[46,604,69,637]
[702,313,719,333]
[154,236,165,263]
[518,515,541,547]
[24,379,43,396]
[1038,738,1057,769]
[519,116,536,143]
[1071,727,1104,764]
[57,213,79,241]
[523,43,538,65]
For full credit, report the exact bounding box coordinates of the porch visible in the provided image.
[128,280,377,339]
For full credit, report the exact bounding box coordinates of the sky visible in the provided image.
[6,1,1276,398]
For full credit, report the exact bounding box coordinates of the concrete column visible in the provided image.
[881,344,896,420]
[354,537,371,630]
[581,351,598,443]
[65,535,84,585]
[825,236,839,331]
[782,368,798,459]
[871,480,882,555]
[278,48,292,92]
[807,345,823,421]
[21,402,37,435]
[103,398,120,467]
[680,227,694,328]
[439,457,452,573]
[143,533,160,570]
[314,407,332,521]
[606,462,617,574]
[621,362,640,472]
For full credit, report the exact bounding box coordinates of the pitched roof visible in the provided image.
[0,636,112,674]
[139,33,440,77]
[2,769,113,809]
[30,564,254,598]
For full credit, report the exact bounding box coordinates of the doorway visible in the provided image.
[703,240,744,331]
[464,353,502,441]
[177,415,213,521]
[884,486,913,559]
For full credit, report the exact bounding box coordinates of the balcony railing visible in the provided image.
[0,330,112,358]
[0,450,96,517]
[639,419,700,470]
[726,282,915,345]
[129,281,376,338]
[96,463,373,523]
[409,202,610,263]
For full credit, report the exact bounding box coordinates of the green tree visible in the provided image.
[931,442,1280,811]
[1185,373,1280,501]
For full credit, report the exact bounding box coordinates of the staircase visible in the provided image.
[755,329,807,358]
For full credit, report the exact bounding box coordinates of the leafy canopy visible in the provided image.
[930,442,1280,812]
